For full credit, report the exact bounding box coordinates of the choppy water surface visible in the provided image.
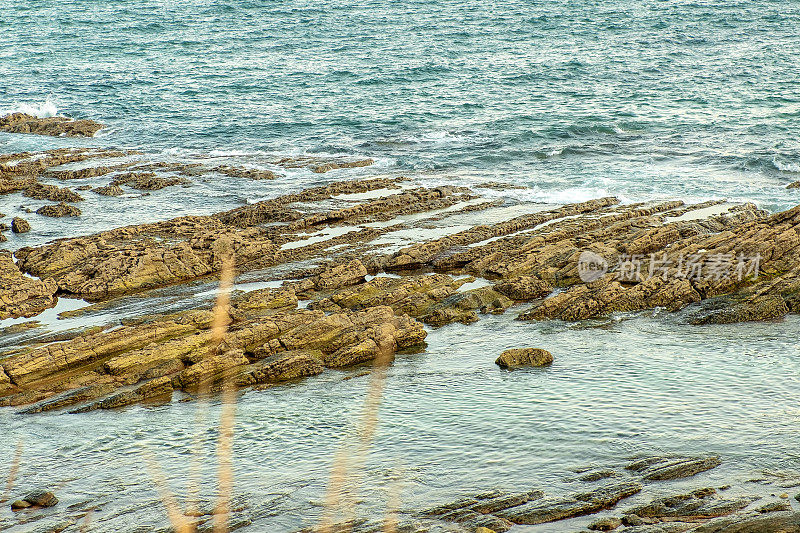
[2,0,800,212]
[1,311,799,531]
[2,0,800,530]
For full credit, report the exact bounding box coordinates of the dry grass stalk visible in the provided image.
[1,439,23,504]
[79,507,95,533]
[142,256,237,533]
[318,342,396,532]
[142,447,193,533]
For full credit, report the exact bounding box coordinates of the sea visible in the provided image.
[1,1,799,531]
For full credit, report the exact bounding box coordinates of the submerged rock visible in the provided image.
[36,202,81,217]
[626,487,757,520]
[496,348,553,368]
[11,490,59,508]
[0,112,103,137]
[626,455,722,481]
[495,482,643,525]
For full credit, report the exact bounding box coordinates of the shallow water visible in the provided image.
[1,310,799,530]
[2,0,800,530]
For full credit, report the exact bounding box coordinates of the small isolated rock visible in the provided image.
[588,516,622,531]
[787,181,800,189]
[11,217,30,233]
[11,500,31,510]
[20,490,58,507]
[36,202,81,218]
[496,348,553,368]
[92,184,124,196]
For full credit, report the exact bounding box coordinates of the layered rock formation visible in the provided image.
[0,113,104,137]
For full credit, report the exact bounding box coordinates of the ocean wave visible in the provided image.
[772,158,800,173]
[2,99,58,118]
[483,185,627,205]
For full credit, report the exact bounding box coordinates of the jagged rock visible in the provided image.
[425,490,544,533]
[589,516,623,531]
[171,349,250,389]
[494,275,553,300]
[111,172,189,190]
[691,511,800,532]
[626,487,758,520]
[10,217,30,233]
[75,375,175,411]
[787,181,800,189]
[45,163,134,180]
[16,383,118,414]
[36,202,81,217]
[214,165,278,180]
[310,159,374,173]
[495,482,642,525]
[23,182,83,202]
[234,350,324,386]
[231,287,298,315]
[0,252,58,319]
[626,455,722,481]
[689,295,789,325]
[580,470,618,482]
[270,156,374,173]
[0,113,103,137]
[1,311,210,385]
[92,184,124,196]
[757,501,793,513]
[423,307,479,327]
[311,273,468,319]
[496,348,553,368]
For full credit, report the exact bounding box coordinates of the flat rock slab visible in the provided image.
[495,482,642,525]
[626,455,722,481]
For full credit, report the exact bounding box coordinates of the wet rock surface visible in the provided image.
[495,347,553,368]
[0,113,103,137]
[35,201,82,217]
[413,455,797,533]
[0,252,58,319]
[10,216,30,233]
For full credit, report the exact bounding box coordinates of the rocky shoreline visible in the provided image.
[2,145,800,411]
[2,125,800,531]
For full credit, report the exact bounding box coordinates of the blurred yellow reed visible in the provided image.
[1,439,23,504]
[319,342,395,532]
[143,256,237,533]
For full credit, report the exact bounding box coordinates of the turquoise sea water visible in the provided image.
[2,1,800,531]
[3,0,800,210]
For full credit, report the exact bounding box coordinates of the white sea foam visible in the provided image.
[4,99,59,118]
[402,130,467,144]
[772,158,800,173]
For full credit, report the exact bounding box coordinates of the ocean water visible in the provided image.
[2,1,800,531]
[2,0,800,211]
